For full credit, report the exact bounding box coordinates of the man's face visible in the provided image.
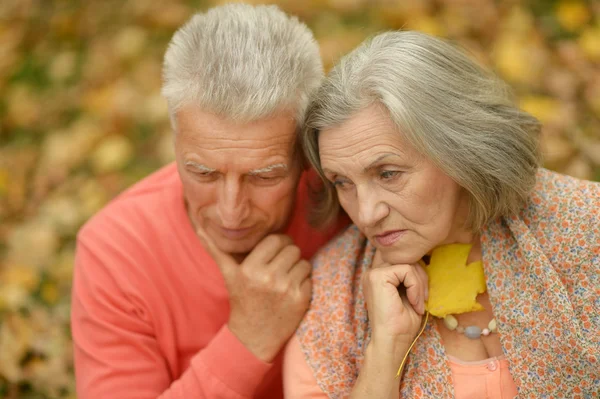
[174,105,302,257]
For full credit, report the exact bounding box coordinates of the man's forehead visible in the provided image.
[175,106,298,140]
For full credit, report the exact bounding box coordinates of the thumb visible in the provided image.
[196,226,238,283]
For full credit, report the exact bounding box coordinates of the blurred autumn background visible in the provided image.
[0,0,599,397]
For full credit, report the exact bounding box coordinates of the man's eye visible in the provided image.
[251,174,282,184]
[191,170,216,180]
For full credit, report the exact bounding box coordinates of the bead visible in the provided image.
[488,319,497,333]
[482,328,490,336]
[456,326,465,334]
[464,326,482,339]
[443,315,458,331]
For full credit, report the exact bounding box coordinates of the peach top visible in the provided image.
[284,335,518,399]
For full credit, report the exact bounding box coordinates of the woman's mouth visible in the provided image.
[374,230,406,246]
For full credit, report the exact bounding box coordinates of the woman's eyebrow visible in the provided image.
[364,152,400,171]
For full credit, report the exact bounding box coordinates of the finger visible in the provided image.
[298,276,312,305]
[196,226,238,282]
[415,262,429,301]
[288,259,312,285]
[269,245,302,274]
[244,234,294,267]
[385,264,425,315]
[405,266,426,315]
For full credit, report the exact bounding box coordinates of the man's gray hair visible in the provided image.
[304,31,541,231]
[162,3,323,126]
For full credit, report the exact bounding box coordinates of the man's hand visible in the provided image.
[197,228,312,362]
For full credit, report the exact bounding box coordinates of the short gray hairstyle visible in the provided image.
[162,3,323,126]
[304,31,541,231]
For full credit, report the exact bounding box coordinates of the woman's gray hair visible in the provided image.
[162,3,323,127]
[304,31,541,231]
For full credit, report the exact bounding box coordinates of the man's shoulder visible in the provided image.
[78,162,180,246]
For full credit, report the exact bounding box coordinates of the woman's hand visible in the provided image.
[349,252,429,399]
[363,251,428,348]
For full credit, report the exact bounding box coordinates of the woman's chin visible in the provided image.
[379,247,426,266]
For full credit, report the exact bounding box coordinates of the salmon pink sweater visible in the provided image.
[71,163,346,399]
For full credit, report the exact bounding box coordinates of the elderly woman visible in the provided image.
[283,31,599,399]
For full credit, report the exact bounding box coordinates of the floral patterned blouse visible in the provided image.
[297,168,600,398]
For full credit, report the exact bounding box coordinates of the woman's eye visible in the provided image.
[380,170,400,180]
[332,179,352,189]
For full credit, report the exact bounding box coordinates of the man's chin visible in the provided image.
[213,236,261,259]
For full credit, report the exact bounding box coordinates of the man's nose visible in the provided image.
[216,178,250,227]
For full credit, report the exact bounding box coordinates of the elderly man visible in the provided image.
[71,4,346,398]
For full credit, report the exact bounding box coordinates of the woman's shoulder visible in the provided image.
[523,168,599,228]
[311,224,366,268]
[530,168,600,208]
[519,168,599,267]
[309,224,370,303]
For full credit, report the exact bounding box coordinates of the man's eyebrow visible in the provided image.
[184,160,216,173]
[248,163,288,175]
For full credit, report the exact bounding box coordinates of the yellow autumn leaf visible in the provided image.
[145,3,191,29]
[425,243,486,318]
[0,167,8,196]
[555,0,590,32]
[6,221,60,270]
[6,84,41,128]
[520,95,560,124]
[49,51,76,82]
[328,0,367,14]
[578,25,600,61]
[40,281,60,305]
[114,26,148,61]
[494,35,532,84]
[90,135,135,174]
[0,265,40,292]
[407,14,445,37]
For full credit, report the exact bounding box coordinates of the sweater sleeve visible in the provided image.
[283,335,329,399]
[71,238,273,399]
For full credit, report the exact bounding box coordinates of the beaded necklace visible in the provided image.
[421,243,497,339]
[397,243,496,376]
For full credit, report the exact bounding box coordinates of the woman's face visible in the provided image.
[318,104,470,265]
